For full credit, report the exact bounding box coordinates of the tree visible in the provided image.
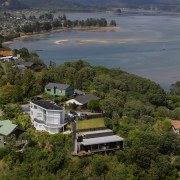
[22,69,36,97]
[109,20,116,26]
[0,83,16,105]
[91,155,107,176]
[42,22,52,31]
[32,21,41,33]
[2,104,21,119]
[52,19,62,28]
[18,48,30,58]
[0,34,4,48]
[87,100,100,112]
[170,81,180,95]
[100,90,126,117]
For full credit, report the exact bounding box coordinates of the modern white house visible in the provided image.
[30,100,67,134]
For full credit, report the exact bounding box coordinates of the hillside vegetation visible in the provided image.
[0,50,179,179]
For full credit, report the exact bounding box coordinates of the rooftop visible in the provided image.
[80,135,124,146]
[0,56,13,60]
[74,89,85,95]
[79,129,113,136]
[45,83,71,90]
[171,120,180,130]
[0,50,13,57]
[31,100,63,110]
[16,61,35,67]
[0,120,17,136]
[74,94,100,105]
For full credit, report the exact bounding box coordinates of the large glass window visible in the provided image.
[60,112,63,124]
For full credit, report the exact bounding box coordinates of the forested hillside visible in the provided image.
[0,0,28,10]
[21,0,180,10]
[0,48,179,179]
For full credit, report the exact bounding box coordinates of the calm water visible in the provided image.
[8,12,180,90]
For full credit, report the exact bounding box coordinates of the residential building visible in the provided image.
[16,61,42,71]
[45,83,74,96]
[0,120,18,147]
[74,89,86,96]
[30,100,67,134]
[0,50,13,57]
[0,56,14,62]
[72,122,124,156]
[66,94,100,106]
[171,120,180,134]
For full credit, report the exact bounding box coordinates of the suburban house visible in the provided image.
[0,50,13,57]
[45,83,75,96]
[66,94,100,106]
[72,122,124,156]
[0,120,18,147]
[74,89,86,96]
[0,56,14,62]
[30,100,67,134]
[171,120,180,134]
[16,61,41,71]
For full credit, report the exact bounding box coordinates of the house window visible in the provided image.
[34,105,37,109]
[60,112,63,124]
[47,89,51,91]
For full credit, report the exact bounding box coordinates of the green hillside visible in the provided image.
[20,0,180,10]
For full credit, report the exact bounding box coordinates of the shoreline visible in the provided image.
[2,26,119,46]
[54,38,146,45]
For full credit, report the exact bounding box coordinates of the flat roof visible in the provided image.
[79,129,113,136]
[31,100,63,110]
[80,135,124,146]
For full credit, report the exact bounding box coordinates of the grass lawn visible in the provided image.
[78,118,105,130]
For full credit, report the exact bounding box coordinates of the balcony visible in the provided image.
[34,118,66,128]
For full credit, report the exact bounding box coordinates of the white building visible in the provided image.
[30,100,67,134]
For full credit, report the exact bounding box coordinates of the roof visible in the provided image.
[74,89,86,95]
[80,135,124,146]
[79,129,113,136]
[0,120,17,136]
[0,50,13,57]
[74,94,100,105]
[45,83,71,90]
[171,120,180,130]
[31,100,63,110]
[0,56,13,60]
[17,61,35,67]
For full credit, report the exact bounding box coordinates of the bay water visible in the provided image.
[8,12,180,90]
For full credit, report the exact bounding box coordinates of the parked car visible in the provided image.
[68,110,78,117]
[79,113,88,119]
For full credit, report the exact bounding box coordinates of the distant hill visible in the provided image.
[20,0,180,10]
[0,0,28,10]
[1,0,180,11]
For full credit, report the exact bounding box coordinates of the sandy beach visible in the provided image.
[2,26,119,46]
[54,38,146,45]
